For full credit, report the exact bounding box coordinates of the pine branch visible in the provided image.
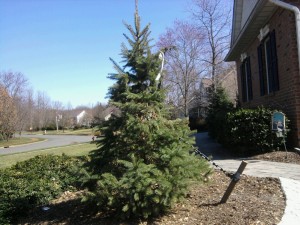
[109,57,125,74]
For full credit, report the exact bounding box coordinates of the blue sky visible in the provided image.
[0,0,191,108]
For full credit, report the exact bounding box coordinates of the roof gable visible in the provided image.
[232,0,259,44]
[241,0,260,32]
[226,0,278,61]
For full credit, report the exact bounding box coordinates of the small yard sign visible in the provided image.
[272,112,285,131]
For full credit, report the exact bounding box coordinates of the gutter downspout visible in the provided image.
[269,0,300,71]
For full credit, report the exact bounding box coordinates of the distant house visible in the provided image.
[225,0,300,146]
[76,110,87,124]
[73,110,91,127]
[189,67,237,119]
[188,68,237,131]
[217,67,238,104]
[103,108,115,121]
[189,78,212,119]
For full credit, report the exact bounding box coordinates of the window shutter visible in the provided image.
[270,30,279,91]
[257,44,265,96]
[240,63,246,102]
[265,39,273,92]
[246,57,253,100]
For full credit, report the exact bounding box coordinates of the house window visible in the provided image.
[257,30,279,96]
[240,57,253,102]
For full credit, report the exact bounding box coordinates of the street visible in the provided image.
[0,134,93,155]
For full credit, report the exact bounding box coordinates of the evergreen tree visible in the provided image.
[88,1,210,219]
[206,85,234,143]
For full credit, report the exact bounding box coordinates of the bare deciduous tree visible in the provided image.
[51,100,64,131]
[0,86,17,141]
[91,102,109,126]
[157,20,206,117]
[190,0,232,88]
[0,71,31,135]
[24,89,35,131]
[0,71,29,99]
[61,102,74,130]
[34,91,51,130]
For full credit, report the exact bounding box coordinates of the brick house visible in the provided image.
[226,0,300,146]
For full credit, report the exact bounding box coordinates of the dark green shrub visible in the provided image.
[206,86,234,143]
[189,116,208,132]
[225,107,289,155]
[73,125,81,130]
[42,124,57,131]
[205,86,289,155]
[0,154,88,224]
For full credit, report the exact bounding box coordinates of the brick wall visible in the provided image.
[235,7,300,146]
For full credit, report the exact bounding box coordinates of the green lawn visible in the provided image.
[0,142,98,169]
[0,137,45,148]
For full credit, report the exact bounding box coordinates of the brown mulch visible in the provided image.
[17,171,285,225]
[249,150,300,165]
[154,172,285,225]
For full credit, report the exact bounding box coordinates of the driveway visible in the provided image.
[0,134,93,155]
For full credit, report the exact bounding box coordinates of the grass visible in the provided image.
[0,142,98,169]
[0,137,45,148]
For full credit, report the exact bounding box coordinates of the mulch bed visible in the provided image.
[17,170,285,225]
[249,150,300,165]
[153,172,285,225]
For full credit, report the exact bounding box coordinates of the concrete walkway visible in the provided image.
[195,132,300,225]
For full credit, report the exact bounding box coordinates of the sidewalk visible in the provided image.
[195,132,300,180]
[195,132,300,225]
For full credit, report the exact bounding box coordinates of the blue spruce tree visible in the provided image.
[88,1,211,219]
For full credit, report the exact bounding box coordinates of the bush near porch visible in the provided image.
[207,107,289,156]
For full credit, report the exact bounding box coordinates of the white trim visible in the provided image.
[240,52,247,62]
[264,36,271,94]
[258,24,270,41]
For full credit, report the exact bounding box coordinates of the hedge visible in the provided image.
[222,107,288,155]
[0,154,88,224]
